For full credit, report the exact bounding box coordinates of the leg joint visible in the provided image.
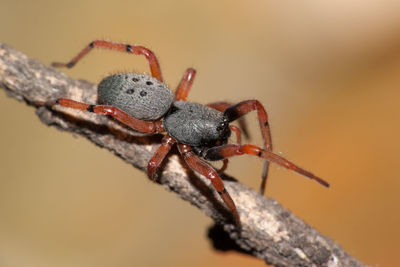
[87,105,95,112]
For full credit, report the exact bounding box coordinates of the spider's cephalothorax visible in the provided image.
[164,101,231,148]
[51,40,330,228]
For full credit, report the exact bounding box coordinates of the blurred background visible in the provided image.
[1,0,400,266]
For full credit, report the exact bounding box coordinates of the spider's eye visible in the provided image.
[217,121,227,132]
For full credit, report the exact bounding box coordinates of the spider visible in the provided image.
[50,40,329,227]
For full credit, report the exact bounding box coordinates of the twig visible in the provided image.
[0,43,365,267]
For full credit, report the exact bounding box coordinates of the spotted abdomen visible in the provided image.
[98,73,174,121]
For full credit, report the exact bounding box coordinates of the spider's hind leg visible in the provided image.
[50,98,164,133]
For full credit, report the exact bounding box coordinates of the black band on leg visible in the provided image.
[217,188,227,195]
[87,105,95,112]
[224,103,241,122]
[202,147,226,161]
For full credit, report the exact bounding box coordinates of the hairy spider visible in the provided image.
[50,40,329,227]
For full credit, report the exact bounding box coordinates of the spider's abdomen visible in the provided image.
[98,73,174,120]
[163,101,231,147]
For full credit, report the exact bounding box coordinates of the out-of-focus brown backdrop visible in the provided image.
[1,1,399,266]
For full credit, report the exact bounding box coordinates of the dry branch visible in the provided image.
[0,43,365,267]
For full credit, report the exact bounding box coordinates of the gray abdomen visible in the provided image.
[98,73,174,121]
[163,101,229,146]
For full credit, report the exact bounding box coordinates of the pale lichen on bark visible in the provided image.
[0,43,366,267]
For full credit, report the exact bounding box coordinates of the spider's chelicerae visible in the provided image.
[51,40,329,227]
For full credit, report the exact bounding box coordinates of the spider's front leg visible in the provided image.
[50,98,164,133]
[203,144,330,188]
[224,100,273,194]
[51,40,164,82]
[177,144,241,227]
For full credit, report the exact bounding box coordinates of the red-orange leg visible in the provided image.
[178,144,241,227]
[204,144,329,188]
[207,101,231,112]
[174,68,197,101]
[51,40,163,82]
[147,134,176,180]
[224,100,272,194]
[52,98,164,133]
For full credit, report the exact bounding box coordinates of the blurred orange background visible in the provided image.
[1,1,400,266]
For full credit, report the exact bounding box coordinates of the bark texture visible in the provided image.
[0,43,366,267]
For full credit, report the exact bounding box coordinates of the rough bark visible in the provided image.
[0,43,366,267]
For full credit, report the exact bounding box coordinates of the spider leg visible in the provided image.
[51,98,164,133]
[147,134,176,180]
[174,68,196,101]
[207,101,231,111]
[51,40,163,82]
[224,100,272,194]
[203,144,329,188]
[178,144,241,227]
